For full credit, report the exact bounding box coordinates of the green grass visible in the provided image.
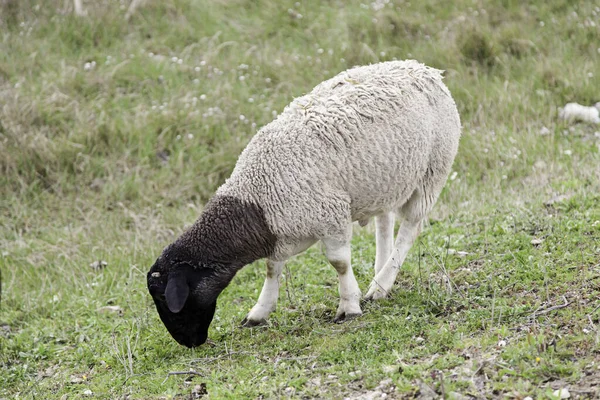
[1,0,600,398]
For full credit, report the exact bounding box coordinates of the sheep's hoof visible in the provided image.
[333,312,362,323]
[241,317,267,328]
[364,288,388,301]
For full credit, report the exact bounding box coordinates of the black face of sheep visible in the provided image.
[147,260,218,348]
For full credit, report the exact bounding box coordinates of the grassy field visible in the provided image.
[1,0,600,398]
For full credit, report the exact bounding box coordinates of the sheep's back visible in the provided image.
[218,60,461,240]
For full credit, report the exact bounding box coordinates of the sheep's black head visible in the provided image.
[147,249,222,348]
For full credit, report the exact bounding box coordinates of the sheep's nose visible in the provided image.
[178,332,207,348]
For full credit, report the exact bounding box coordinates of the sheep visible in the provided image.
[147,60,461,348]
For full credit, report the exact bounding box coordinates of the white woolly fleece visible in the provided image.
[217,60,462,260]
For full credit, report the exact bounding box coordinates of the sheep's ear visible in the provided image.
[165,273,189,313]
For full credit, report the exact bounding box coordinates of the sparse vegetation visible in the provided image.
[1,0,599,398]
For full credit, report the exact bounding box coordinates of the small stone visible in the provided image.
[497,339,507,347]
[83,389,93,396]
[530,238,543,246]
[448,392,469,400]
[97,306,123,315]
[553,388,570,399]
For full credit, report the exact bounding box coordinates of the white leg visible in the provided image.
[374,212,395,274]
[323,226,362,322]
[242,260,284,327]
[365,218,422,300]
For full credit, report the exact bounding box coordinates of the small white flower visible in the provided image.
[194,66,201,72]
[177,58,183,65]
[176,135,181,140]
[148,52,154,57]
[564,149,572,156]
[317,48,324,54]
[239,75,245,81]
[239,115,246,121]
[200,60,206,66]
[187,133,193,139]
[265,77,272,83]
[171,56,178,63]
[380,51,386,57]
[200,94,206,100]
[193,79,200,85]
[248,97,254,103]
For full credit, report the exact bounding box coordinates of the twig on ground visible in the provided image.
[531,296,570,317]
[162,370,202,384]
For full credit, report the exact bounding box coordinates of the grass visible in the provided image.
[1,0,600,398]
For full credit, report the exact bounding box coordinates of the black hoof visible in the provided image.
[241,317,267,328]
[333,312,362,323]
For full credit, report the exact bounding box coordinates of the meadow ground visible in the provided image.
[1,0,599,398]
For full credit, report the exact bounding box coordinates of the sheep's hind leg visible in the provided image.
[323,226,362,322]
[374,212,395,274]
[365,188,431,301]
[242,259,285,327]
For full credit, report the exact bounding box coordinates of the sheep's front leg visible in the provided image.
[242,260,284,327]
[323,228,362,322]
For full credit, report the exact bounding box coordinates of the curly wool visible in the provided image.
[217,60,461,259]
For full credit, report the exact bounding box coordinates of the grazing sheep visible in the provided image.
[147,60,461,348]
